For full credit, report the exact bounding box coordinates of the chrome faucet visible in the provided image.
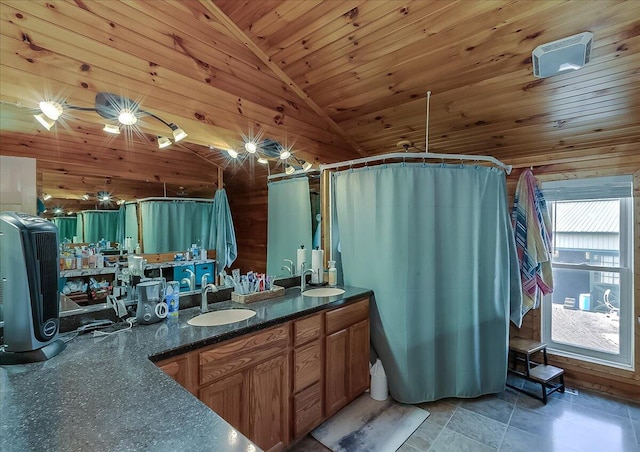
[180,277,192,290]
[185,268,196,290]
[283,259,294,276]
[301,268,314,293]
[201,283,218,313]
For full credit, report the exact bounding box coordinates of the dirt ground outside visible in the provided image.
[551,303,619,354]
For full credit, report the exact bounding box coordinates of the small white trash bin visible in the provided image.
[370,358,388,401]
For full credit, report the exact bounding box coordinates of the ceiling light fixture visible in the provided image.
[117,109,137,126]
[38,101,63,120]
[285,163,295,175]
[293,156,312,172]
[245,141,257,153]
[257,156,268,164]
[279,148,291,160]
[227,149,239,159]
[170,123,187,142]
[103,124,121,134]
[43,193,52,201]
[116,199,126,205]
[34,114,55,130]
[158,136,171,149]
[81,194,90,200]
[33,92,187,145]
[53,207,64,215]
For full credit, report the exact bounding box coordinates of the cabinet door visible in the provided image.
[349,319,370,398]
[157,355,194,393]
[325,329,349,417]
[199,372,245,433]
[246,353,289,451]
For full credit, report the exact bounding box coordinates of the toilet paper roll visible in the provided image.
[296,248,307,276]
[311,249,324,284]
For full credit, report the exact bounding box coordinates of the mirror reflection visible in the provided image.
[266,173,320,278]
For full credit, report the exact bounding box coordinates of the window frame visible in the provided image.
[540,178,634,370]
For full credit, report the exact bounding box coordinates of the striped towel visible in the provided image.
[511,169,553,326]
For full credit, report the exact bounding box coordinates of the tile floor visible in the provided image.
[287,380,640,452]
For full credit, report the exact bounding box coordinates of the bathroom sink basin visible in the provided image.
[187,309,256,326]
[302,288,346,297]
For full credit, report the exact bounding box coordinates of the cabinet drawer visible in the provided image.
[293,313,322,347]
[293,382,323,438]
[199,325,288,385]
[293,341,322,393]
[325,298,369,335]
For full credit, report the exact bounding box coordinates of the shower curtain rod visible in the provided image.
[268,168,320,181]
[319,152,512,175]
[125,197,214,204]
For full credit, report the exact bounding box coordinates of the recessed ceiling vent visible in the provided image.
[532,32,593,78]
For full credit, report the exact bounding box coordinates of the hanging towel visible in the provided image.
[511,169,553,326]
[211,189,238,269]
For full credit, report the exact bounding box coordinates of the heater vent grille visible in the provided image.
[540,34,583,52]
[35,231,59,321]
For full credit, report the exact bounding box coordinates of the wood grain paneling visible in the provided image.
[1,0,638,397]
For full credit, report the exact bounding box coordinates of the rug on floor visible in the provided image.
[311,393,429,452]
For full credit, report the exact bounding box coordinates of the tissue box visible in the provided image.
[231,286,285,304]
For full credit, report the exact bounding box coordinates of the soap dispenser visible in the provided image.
[328,261,337,287]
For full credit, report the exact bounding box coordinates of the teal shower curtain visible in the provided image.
[52,217,77,242]
[138,192,237,267]
[124,203,138,248]
[140,201,208,253]
[333,163,522,403]
[76,211,119,243]
[267,178,313,277]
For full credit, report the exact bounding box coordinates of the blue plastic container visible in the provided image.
[579,293,591,311]
[195,262,215,288]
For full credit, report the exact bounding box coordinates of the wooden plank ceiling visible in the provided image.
[1,0,639,213]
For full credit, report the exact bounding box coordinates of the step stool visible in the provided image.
[506,337,565,404]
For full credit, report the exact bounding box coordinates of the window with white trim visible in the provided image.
[541,175,634,369]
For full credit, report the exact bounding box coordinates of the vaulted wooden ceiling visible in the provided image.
[1,0,638,213]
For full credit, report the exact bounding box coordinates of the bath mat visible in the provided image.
[311,394,429,452]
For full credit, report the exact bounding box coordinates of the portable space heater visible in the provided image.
[0,211,66,364]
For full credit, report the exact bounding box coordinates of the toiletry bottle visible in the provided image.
[328,261,337,287]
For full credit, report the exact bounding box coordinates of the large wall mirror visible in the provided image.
[267,173,321,278]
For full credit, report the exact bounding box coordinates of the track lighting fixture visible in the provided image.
[103,124,121,134]
[279,148,291,160]
[39,101,63,120]
[293,156,312,172]
[34,114,55,130]
[285,163,295,175]
[245,141,257,153]
[169,123,187,142]
[158,136,171,149]
[34,93,187,148]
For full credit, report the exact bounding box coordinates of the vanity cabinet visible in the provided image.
[325,299,370,417]
[156,355,194,394]
[198,325,290,452]
[292,313,323,438]
[156,296,370,450]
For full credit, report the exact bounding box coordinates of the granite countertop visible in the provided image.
[0,286,372,452]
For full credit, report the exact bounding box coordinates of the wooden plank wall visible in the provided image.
[508,161,640,400]
[227,180,268,274]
